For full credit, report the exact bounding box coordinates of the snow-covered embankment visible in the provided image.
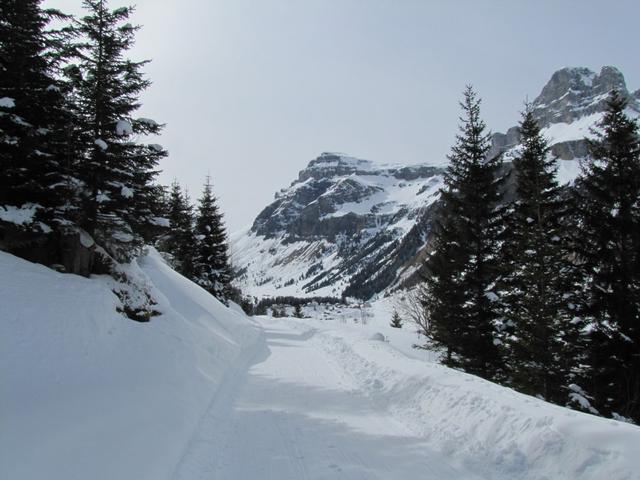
[0,249,259,480]
[274,316,640,480]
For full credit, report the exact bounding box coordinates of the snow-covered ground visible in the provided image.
[0,249,259,480]
[264,316,640,479]
[173,316,484,480]
[172,308,640,479]
[2,251,639,479]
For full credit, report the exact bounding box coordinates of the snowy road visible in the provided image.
[3,251,638,480]
[172,319,483,480]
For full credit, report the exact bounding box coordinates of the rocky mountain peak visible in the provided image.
[491,66,639,161]
[298,153,376,182]
[531,66,629,127]
[251,151,443,240]
[237,151,446,299]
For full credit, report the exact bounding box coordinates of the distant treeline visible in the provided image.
[250,296,345,316]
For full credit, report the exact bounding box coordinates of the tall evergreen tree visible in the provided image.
[71,0,166,262]
[422,86,505,381]
[0,0,76,250]
[194,176,231,303]
[499,108,580,402]
[574,91,640,421]
[164,181,196,277]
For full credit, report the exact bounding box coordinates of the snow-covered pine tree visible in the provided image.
[498,108,580,403]
[71,0,167,262]
[0,0,77,256]
[422,86,505,381]
[574,91,640,422]
[135,182,170,243]
[163,181,196,277]
[194,176,231,303]
[390,310,402,328]
[163,181,182,256]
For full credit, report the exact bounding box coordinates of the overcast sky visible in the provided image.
[44,0,640,233]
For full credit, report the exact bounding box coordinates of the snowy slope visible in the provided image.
[0,249,259,480]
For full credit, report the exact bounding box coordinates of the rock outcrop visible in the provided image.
[489,66,640,161]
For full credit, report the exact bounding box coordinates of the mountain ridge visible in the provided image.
[233,65,639,300]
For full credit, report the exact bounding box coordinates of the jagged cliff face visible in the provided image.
[234,66,639,300]
[490,66,640,162]
[233,154,445,299]
[251,155,442,241]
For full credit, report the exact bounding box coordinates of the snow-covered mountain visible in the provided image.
[233,154,445,299]
[233,66,640,300]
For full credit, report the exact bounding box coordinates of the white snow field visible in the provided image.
[2,251,640,479]
[0,249,259,480]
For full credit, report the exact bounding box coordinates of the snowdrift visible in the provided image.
[277,316,640,480]
[0,249,259,480]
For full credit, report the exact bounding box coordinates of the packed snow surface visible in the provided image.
[2,253,639,479]
[174,302,640,479]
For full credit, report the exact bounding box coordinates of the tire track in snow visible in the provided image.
[173,319,484,480]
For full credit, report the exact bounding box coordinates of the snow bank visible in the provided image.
[275,317,640,480]
[0,249,259,480]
